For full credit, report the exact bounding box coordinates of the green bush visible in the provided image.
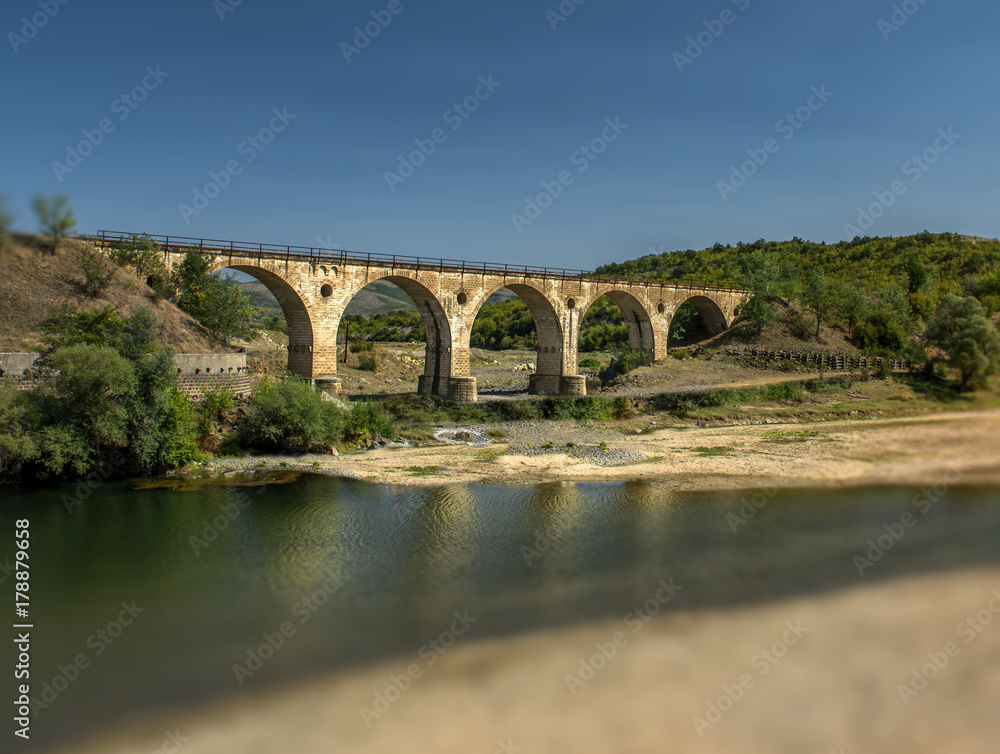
[77,247,116,297]
[357,353,378,372]
[579,357,602,370]
[611,396,637,420]
[350,340,375,353]
[614,348,650,375]
[197,387,236,435]
[671,348,690,360]
[651,381,804,414]
[541,396,613,421]
[343,401,397,442]
[238,378,343,452]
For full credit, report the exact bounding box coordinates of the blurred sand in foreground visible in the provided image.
[54,567,1000,754]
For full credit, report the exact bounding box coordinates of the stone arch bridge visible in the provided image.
[93,231,747,402]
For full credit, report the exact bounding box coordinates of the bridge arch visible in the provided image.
[466,282,564,395]
[676,295,729,336]
[584,288,660,360]
[334,274,455,398]
[217,264,316,379]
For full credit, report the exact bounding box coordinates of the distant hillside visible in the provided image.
[0,235,227,354]
[236,278,517,319]
[595,232,1000,292]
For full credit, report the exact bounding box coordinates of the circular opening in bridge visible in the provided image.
[456,291,468,305]
[566,297,576,309]
[657,302,665,314]
[320,284,333,298]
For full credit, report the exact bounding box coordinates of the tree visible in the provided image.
[31,344,134,471]
[851,286,917,357]
[31,194,77,252]
[110,234,171,295]
[24,306,199,478]
[925,294,1000,390]
[175,251,261,344]
[902,252,928,295]
[737,250,779,333]
[834,282,868,338]
[800,266,832,337]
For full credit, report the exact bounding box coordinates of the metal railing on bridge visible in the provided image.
[88,230,746,295]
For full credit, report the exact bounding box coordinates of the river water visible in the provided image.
[5,474,1000,749]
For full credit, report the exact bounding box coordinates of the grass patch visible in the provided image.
[761,429,831,443]
[474,449,502,463]
[690,446,734,457]
[405,465,442,477]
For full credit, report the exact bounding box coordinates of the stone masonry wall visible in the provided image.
[0,353,250,399]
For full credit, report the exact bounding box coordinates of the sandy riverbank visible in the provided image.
[200,409,1000,491]
[49,566,1000,754]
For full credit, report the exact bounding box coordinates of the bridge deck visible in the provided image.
[88,230,744,294]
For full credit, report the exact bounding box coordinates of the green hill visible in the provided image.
[595,232,1000,297]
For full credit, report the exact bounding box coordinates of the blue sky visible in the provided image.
[2,0,998,271]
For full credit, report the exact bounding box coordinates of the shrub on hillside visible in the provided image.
[237,377,343,453]
[579,357,602,370]
[77,246,116,298]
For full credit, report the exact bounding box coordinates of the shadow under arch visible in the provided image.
[345,275,453,396]
[222,264,315,378]
[591,289,657,358]
[678,295,728,338]
[472,283,564,394]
